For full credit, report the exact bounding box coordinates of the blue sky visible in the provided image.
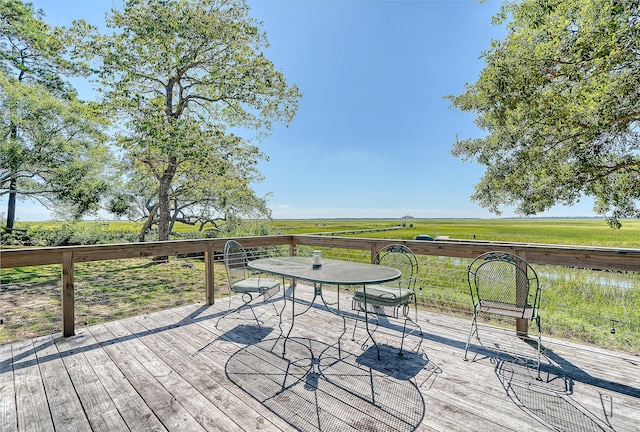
[5,0,596,221]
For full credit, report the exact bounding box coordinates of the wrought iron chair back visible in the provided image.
[224,240,251,287]
[375,244,419,293]
[470,252,540,318]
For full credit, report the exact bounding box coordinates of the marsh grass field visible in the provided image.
[13,217,640,247]
[273,218,640,247]
[2,218,640,353]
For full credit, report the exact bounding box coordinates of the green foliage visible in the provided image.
[0,0,86,92]
[537,266,640,351]
[449,0,640,227]
[0,73,112,219]
[220,218,283,237]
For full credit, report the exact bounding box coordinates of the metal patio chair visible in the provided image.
[216,240,281,330]
[464,251,542,379]
[352,244,422,358]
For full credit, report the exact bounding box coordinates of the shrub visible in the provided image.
[1,223,138,247]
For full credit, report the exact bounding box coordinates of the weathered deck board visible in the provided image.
[34,335,92,432]
[0,342,18,430]
[12,339,55,432]
[1,286,639,432]
[69,326,166,431]
[55,334,130,432]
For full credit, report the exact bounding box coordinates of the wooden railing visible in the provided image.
[2,234,639,337]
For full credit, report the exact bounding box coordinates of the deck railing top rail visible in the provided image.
[2,234,640,272]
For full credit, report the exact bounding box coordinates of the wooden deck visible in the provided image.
[1,285,639,432]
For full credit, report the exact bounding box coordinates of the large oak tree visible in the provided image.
[80,0,300,241]
[448,0,640,227]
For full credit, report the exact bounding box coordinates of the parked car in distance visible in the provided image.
[414,234,434,241]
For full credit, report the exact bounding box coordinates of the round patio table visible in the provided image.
[248,256,401,355]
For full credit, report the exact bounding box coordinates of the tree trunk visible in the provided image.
[5,122,19,232]
[5,176,17,232]
[158,179,172,241]
[168,198,178,234]
[155,156,177,259]
[138,203,159,242]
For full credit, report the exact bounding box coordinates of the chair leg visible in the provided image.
[247,303,261,330]
[269,298,279,316]
[398,311,422,357]
[265,283,281,316]
[216,289,237,329]
[215,292,262,330]
[536,316,542,381]
[399,317,409,357]
[464,313,479,361]
[352,300,382,359]
[351,308,362,341]
[413,300,422,335]
[363,307,380,360]
[357,295,380,360]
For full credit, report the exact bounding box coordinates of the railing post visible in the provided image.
[370,243,376,263]
[516,316,529,336]
[62,251,75,337]
[205,243,215,305]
